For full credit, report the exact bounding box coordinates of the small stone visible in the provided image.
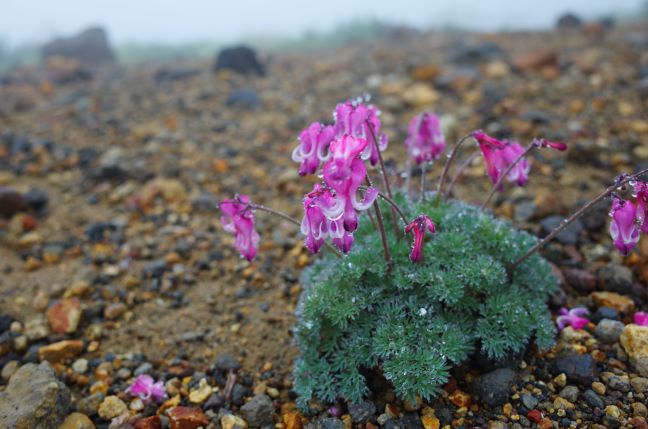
[620,324,648,376]
[582,389,605,409]
[564,268,597,292]
[598,263,634,294]
[97,396,127,420]
[188,378,212,404]
[75,392,104,416]
[226,89,261,109]
[551,354,597,385]
[283,411,303,429]
[631,377,648,393]
[607,375,631,392]
[47,298,82,334]
[1,360,20,381]
[221,414,248,429]
[591,381,606,395]
[104,302,127,320]
[134,415,162,429]
[591,291,635,313]
[595,319,625,343]
[167,406,210,429]
[473,368,516,407]
[0,362,71,429]
[559,385,579,402]
[553,373,567,387]
[512,48,558,71]
[633,402,648,417]
[520,393,538,410]
[38,340,84,363]
[420,415,440,429]
[72,358,89,374]
[591,307,620,323]
[553,397,574,410]
[605,405,622,419]
[59,412,96,429]
[214,353,240,372]
[25,315,50,341]
[449,390,471,407]
[348,400,376,422]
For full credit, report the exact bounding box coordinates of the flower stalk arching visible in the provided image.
[444,152,480,198]
[511,167,648,270]
[436,133,474,201]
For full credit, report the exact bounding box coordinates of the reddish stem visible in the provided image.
[437,134,474,201]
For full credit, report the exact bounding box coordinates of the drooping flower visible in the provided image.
[634,311,648,326]
[126,374,166,403]
[322,135,378,233]
[633,181,648,234]
[404,113,446,165]
[291,122,335,176]
[301,184,341,254]
[333,100,388,166]
[609,197,640,256]
[219,195,260,262]
[556,307,589,330]
[536,138,568,151]
[405,214,436,262]
[500,142,530,187]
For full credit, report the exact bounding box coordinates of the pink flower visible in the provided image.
[473,132,530,188]
[634,311,648,326]
[291,122,335,176]
[633,181,648,234]
[322,135,378,234]
[500,142,530,187]
[404,113,446,165]
[609,197,640,256]
[301,184,340,254]
[219,195,260,262]
[405,214,436,262]
[333,100,388,166]
[556,307,589,330]
[536,139,567,151]
[126,374,166,403]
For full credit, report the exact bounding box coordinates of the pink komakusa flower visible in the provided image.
[633,181,648,234]
[634,311,648,326]
[301,184,341,254]
[219,195,260,262]
[404,113,446,165]
[126,374,166,403]
[333,100,388,166]
[609,197,640,256]
[322,135,378,234]
[500,142,530,187]
[556,307,589,330]
[473,131,530,188]
[405,214,436,262]
[536,139,568,151]
[291,122,335,176]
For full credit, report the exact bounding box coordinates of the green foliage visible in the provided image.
[293,196,557,408]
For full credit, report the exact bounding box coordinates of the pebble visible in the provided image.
[559,385,579,402]
[633,402,648,417]
[1,360,19,381]
[591,291,635,313]
[348,400,376,422]
[591,307,620,323]
[607,375,631,392]
[620,324,648,376]
[631,376,648,393]
[473,368,517,407]
[595,319,625,343]
[98,396,128,420]
[188,378,212,404]
[104,302,127,320]
[520,393,538,410]
[59,412,96,429]
[214,353,240,372]
[221,413,249,429]
[583,389,605,409]
[72,358,89,374]
[591,381,606,395]
[551,354,597,385]
[598,263,634,294]
[38,339,84,363]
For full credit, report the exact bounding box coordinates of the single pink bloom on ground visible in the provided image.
[609,197,640,256]
[126,374,166,403]
[405,214,436,262]
[634,311,648,326]
[219,195,260,262]
[556,307,589,330]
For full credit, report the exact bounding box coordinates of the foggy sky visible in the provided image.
[2,0,643,46]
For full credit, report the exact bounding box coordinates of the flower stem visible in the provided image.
[249,203,342,258]
[437,133,474,201]
[480,142,537,210]
[366,120,401,239]
[444,151,479,198]
[511,167,648,270]
[365,177,393,271]
[359,185,408,225]
[420,163,427,202]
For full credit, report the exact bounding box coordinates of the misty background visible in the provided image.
[1,0,647,70]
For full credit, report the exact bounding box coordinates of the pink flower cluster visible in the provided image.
[219,195,260,262]
[126,374,166,403]
[609,181,648,255]
[404,113,446,165]
[556,307,589,330]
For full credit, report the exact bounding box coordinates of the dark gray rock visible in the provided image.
[240,394,274,427]
[563,268,597,292]
[595,319,624,343]
[591,307,619,323]
[558,385,579,402]
[473,368,517,407]
[214,46,265,76]
[551,354,597,385]
[305,417,344,429]
[540,215,583,245]
[0,187,27,217]
[0,362,71,429]
[448,41,505,65]
[214,353,241,372]
[520,393,538,410]
[607,375,631,392]
[24,188,49,213]
[582,389,604,409]
[556,13,583,30]
[598,263,633,295]
[226,89,261,109]
[42,27,115,65]
[348,400,376,422]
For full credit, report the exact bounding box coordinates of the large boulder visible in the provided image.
[0,362,71,429]
[214,45,265,76]
[42,27,115,66]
